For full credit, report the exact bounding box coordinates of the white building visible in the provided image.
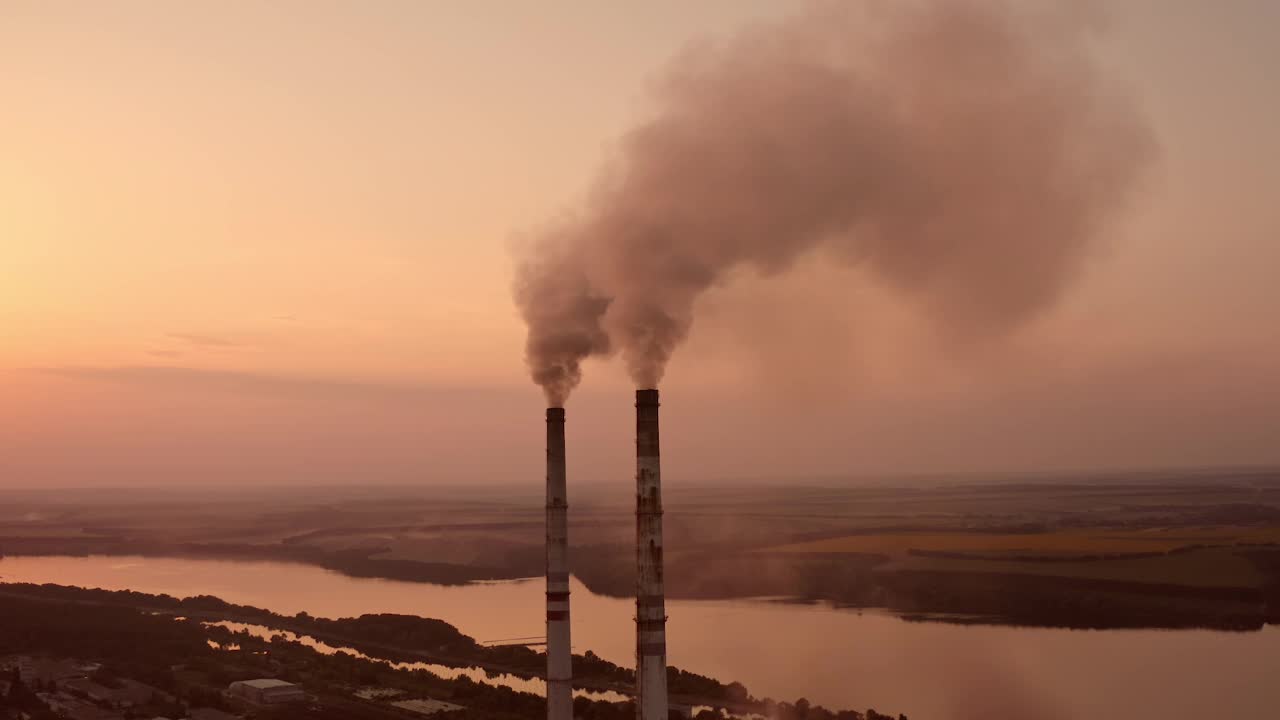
[227,678,306,705]
[390,699,465,716]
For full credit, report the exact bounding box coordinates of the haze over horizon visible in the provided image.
[3,1,1279,488]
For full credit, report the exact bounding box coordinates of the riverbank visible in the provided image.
[5,553,1280,719]
[5,534,1278,630]
[6,477,1280,631]
[0,581,898,720]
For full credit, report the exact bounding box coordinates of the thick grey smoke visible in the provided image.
[515,0,1152,404]
[514,230,612,405]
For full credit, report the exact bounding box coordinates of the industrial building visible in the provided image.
[227,678,307,705]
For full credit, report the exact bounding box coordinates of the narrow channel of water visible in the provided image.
[3,555,1278,720]
[204,621,629,703]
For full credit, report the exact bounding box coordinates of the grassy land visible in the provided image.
[882,546,1267,588]
[5,475,1280,627]
[766,526,1280,558]
[759,527,1280,589]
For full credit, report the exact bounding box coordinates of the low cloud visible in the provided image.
[166,332,247,348]
[30,365,509,404]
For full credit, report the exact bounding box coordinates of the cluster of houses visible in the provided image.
[3,655,466,719]
[4,656,177,720]
[2,656,305,720]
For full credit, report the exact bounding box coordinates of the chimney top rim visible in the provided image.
[635,388,660,406]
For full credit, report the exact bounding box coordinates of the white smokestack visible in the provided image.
[546,407,572,720]
[634,389,667,720]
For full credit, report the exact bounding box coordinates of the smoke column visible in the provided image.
[514,0,1151,398]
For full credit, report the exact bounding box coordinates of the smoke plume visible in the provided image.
[515,0,1152,404]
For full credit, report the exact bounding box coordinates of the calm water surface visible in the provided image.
[204,621,629,703]
[2,555,1276,720]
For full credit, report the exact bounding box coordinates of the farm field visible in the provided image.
[882,545,1267,588]
[4,471,1280,627]
[765,526,1280,558]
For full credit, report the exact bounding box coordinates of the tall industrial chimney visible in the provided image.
[634,389,668,720]
[545,407,573,720]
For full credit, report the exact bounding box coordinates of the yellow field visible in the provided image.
[883,547,1268,588]
[766,526,1280,557]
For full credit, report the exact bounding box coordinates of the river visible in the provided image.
[1,555,1276,719]
[203,620,630,704]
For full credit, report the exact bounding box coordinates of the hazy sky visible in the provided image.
[2,1,1278,488]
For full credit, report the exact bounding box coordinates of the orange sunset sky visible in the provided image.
[2,1,1278,487]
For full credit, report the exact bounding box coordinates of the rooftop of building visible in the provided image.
[231,678,298,690]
